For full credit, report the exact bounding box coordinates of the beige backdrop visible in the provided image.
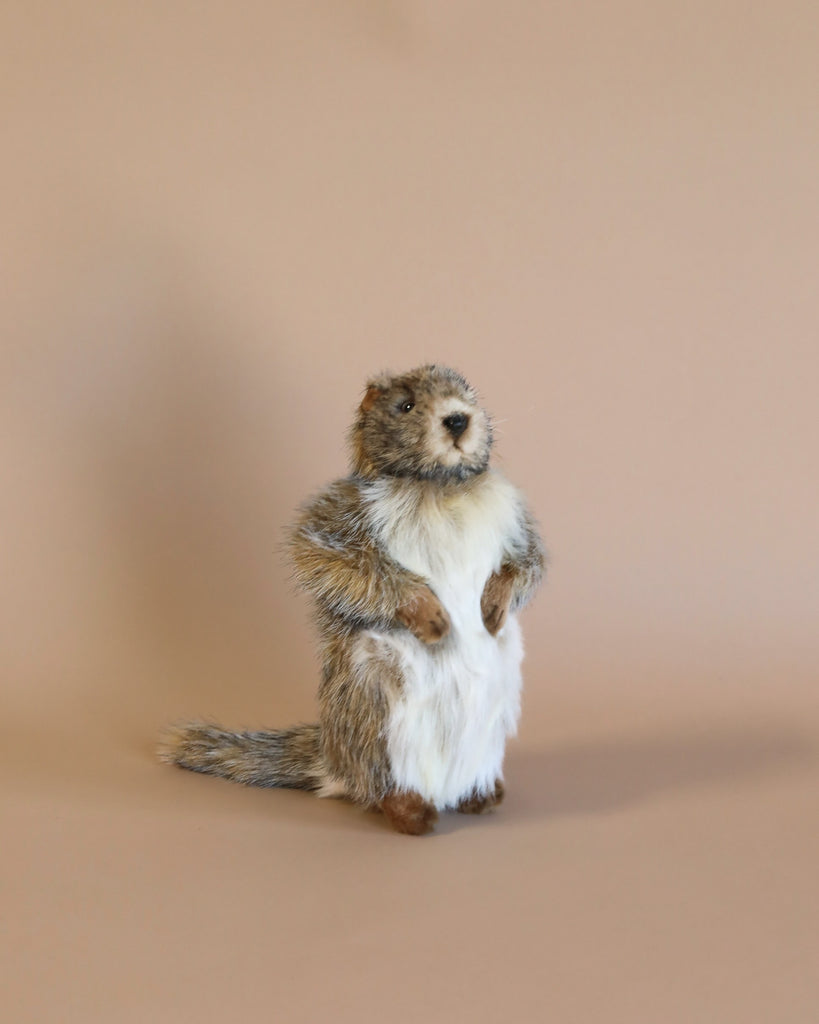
[3,2,817,1022]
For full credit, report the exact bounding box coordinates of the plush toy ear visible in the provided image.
[360,384,383,414]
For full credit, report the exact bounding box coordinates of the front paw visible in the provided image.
[481,568,514,636]
[396,586,451,644]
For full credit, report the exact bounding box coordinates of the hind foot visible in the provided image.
[457,779,505,814]
[380,790,439,835]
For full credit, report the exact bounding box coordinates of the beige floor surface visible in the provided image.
[5,654,818,1024]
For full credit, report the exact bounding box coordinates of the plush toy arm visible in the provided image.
[481,506,546,636]
[506,506,546,611]
[289,480,449,641]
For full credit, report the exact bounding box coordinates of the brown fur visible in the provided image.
[316,631,403,805]
[159,365,545,834]
[396,585,451,643]
[380,790,439,835]
[288,478,432,629]
[158,722,323,788]
[481,566,516,637]
[350,365,492,481]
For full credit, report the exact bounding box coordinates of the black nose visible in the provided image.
[442,412,469,440]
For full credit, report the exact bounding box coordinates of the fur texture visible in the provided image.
[159,364,545,834]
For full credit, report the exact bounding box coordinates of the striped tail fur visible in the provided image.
[158,722,325,790]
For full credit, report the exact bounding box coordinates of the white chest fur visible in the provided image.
[362,472,527,808]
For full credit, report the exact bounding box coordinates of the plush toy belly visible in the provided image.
[376,608,524,809]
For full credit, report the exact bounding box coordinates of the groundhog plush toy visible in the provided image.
[160,364,545,834]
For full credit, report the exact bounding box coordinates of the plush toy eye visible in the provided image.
[400,400,415,413]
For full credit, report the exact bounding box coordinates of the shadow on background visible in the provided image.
[86,318,297,704]
[3,241,322,791]
[505,723,817,821]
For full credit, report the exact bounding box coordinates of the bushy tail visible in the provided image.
[158,722,325,791]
